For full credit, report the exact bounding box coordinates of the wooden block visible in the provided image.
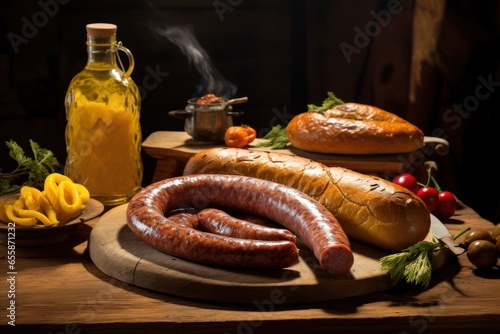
[89,204,450,304]
[142,131,447,179]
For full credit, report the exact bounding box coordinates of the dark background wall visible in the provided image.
[1,0,499,223]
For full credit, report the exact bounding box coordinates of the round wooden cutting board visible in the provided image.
[89,204,428,304]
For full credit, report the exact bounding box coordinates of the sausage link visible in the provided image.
[126,174,353,274]
[197,208,296,242]
[167,211,200,229]
[230,212,281,228]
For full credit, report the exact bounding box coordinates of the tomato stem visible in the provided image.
[421,168,433,187]
[430,175,442,192]
[453,227,471,240]
[420,168,443,192]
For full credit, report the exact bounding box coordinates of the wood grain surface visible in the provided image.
[1,199,499,333]
[142,131,411,174]
[88,204,451,305]
[142,131,449,178]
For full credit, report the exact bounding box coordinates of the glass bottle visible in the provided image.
[64,23,143,207]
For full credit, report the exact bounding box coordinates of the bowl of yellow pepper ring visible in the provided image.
[0,173,104,247]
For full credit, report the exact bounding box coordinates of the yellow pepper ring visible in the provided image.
[58,180,85,214]
[20,186,42,211]
[43,172,74,212]
[0,200,16,223]
[37,194,59,225]
[11,200,54,227]
[43,184,61,213]
[0,173,90,226]
[5,203,37,226]
[74,183,90,203]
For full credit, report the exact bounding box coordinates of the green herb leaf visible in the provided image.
[307,91,344,112]
[255,92,345,149]
[379,241,441,288]
[6,140,30,167]
[255,125,289,149]
[0,139,60,195]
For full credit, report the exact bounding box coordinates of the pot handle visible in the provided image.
[168,110,192,120]
[227,110,244,117]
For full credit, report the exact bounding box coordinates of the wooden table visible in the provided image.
[1,132,498,333]
[142,131,450,183]
[0,200,499,333]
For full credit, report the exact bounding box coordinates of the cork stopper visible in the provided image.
[86,23,117,36]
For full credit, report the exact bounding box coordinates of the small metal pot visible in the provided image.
[169,97,245,142]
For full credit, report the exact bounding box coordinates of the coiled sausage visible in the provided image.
[197,208,296,242]
[126,174,353,274]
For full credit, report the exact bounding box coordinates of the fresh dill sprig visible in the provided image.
[380,241,442,288]
[380,226,471,288]
[255,125,289,149]
[307,91,344,112]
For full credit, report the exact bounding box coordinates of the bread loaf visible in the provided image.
[286,103,425,154]
[183,147,430,252]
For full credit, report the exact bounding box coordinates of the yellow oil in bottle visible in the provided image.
[64,23,142,206]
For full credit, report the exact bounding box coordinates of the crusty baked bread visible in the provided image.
[184,147,430,252]
[286,103,425,154]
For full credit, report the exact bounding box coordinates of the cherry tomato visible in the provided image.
[224,126,256,148]
[433,190,457,220]
[392,173,418,194]
[416,186,439,212]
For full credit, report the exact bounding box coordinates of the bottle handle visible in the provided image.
[116,41,135,78]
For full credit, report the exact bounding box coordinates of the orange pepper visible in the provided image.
[224,125,256,148]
